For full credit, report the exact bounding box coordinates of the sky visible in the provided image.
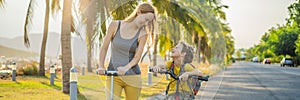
[0,0,297,49]
[222,0,295,49]
[0,0,62,38]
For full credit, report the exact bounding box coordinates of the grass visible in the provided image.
[0,75,86,100]
[0,75,68,100]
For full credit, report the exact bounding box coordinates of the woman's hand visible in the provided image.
[117,66,130,75]
[97,67,106,75]
[179,72,189,81]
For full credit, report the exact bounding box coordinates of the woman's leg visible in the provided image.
[124,84,141,100]
[121,75,142,100]
[106,76,123,100]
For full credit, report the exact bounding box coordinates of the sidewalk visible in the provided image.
[195,70,225,100]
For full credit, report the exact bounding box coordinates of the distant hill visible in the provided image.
[0,45,38,57]
[0,32,88,62]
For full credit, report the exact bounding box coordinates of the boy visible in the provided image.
[151,41,203,99]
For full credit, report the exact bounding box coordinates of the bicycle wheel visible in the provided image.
[167,92,194,100]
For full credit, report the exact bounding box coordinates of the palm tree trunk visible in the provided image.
[84,0,97,72]
[197,34,201,63]
[153,35,158,66]
[39,0,50,77]
[104,0,110,16]
[86,25,92,72]
[147,45,152,63]
[87,42,92,72]
[200,36,207,63]
[61,0,72,94]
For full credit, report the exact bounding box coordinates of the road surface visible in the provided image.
[198,61,300,100]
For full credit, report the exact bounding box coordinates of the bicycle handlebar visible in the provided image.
[97,70,119,76]
[149,68,169,74]
[105,70,118,76]
[149,68,179,79]
[190,75,209,81]
[149,68,209,81]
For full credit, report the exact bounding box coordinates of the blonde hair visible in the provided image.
[124,3,158,44]
[179,41,194,63]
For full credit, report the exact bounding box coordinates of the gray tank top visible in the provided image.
[107,21,142,75]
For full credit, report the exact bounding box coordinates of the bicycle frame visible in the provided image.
[103,70,118,100]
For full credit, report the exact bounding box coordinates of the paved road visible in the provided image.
[198,61,300,100]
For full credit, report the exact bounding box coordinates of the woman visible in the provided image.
[98,3,157,100]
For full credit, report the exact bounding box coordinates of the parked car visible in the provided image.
[280,58,294,67]
[252,57,259,62]
[262,58,271,64]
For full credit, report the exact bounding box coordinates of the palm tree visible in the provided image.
[24,0,61,76]
[78,0,98,72]
[183,0,230,64]
[75,0,116,72]
[142,0,231,66]
[38,0,50,76]
[152,0,210,64]
[61,0,72,94]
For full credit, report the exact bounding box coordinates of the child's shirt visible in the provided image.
[165,60,194,92]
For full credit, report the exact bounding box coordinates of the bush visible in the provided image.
[293,56,300,66]
[16,67,24,76]
[23,62,38,76]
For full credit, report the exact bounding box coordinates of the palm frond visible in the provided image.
[0,0,5,8]
[51,0,61,15]
[24,0,36,48]
[158,34,173,58]
[79,0,93,15]
[72,0,85,40]
[111,0,138,20]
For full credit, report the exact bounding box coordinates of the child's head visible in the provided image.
[171,41,194,63]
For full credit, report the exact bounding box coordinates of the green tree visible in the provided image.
[245,46,256,60]
[236,50,242,60]
[287,0,300,27]
[274,28,298,56]
[225,34,235,62]
[290,0,300,55]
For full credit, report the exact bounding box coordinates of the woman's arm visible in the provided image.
[99,21,118,69]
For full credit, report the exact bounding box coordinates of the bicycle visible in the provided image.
[149,68,209,100]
